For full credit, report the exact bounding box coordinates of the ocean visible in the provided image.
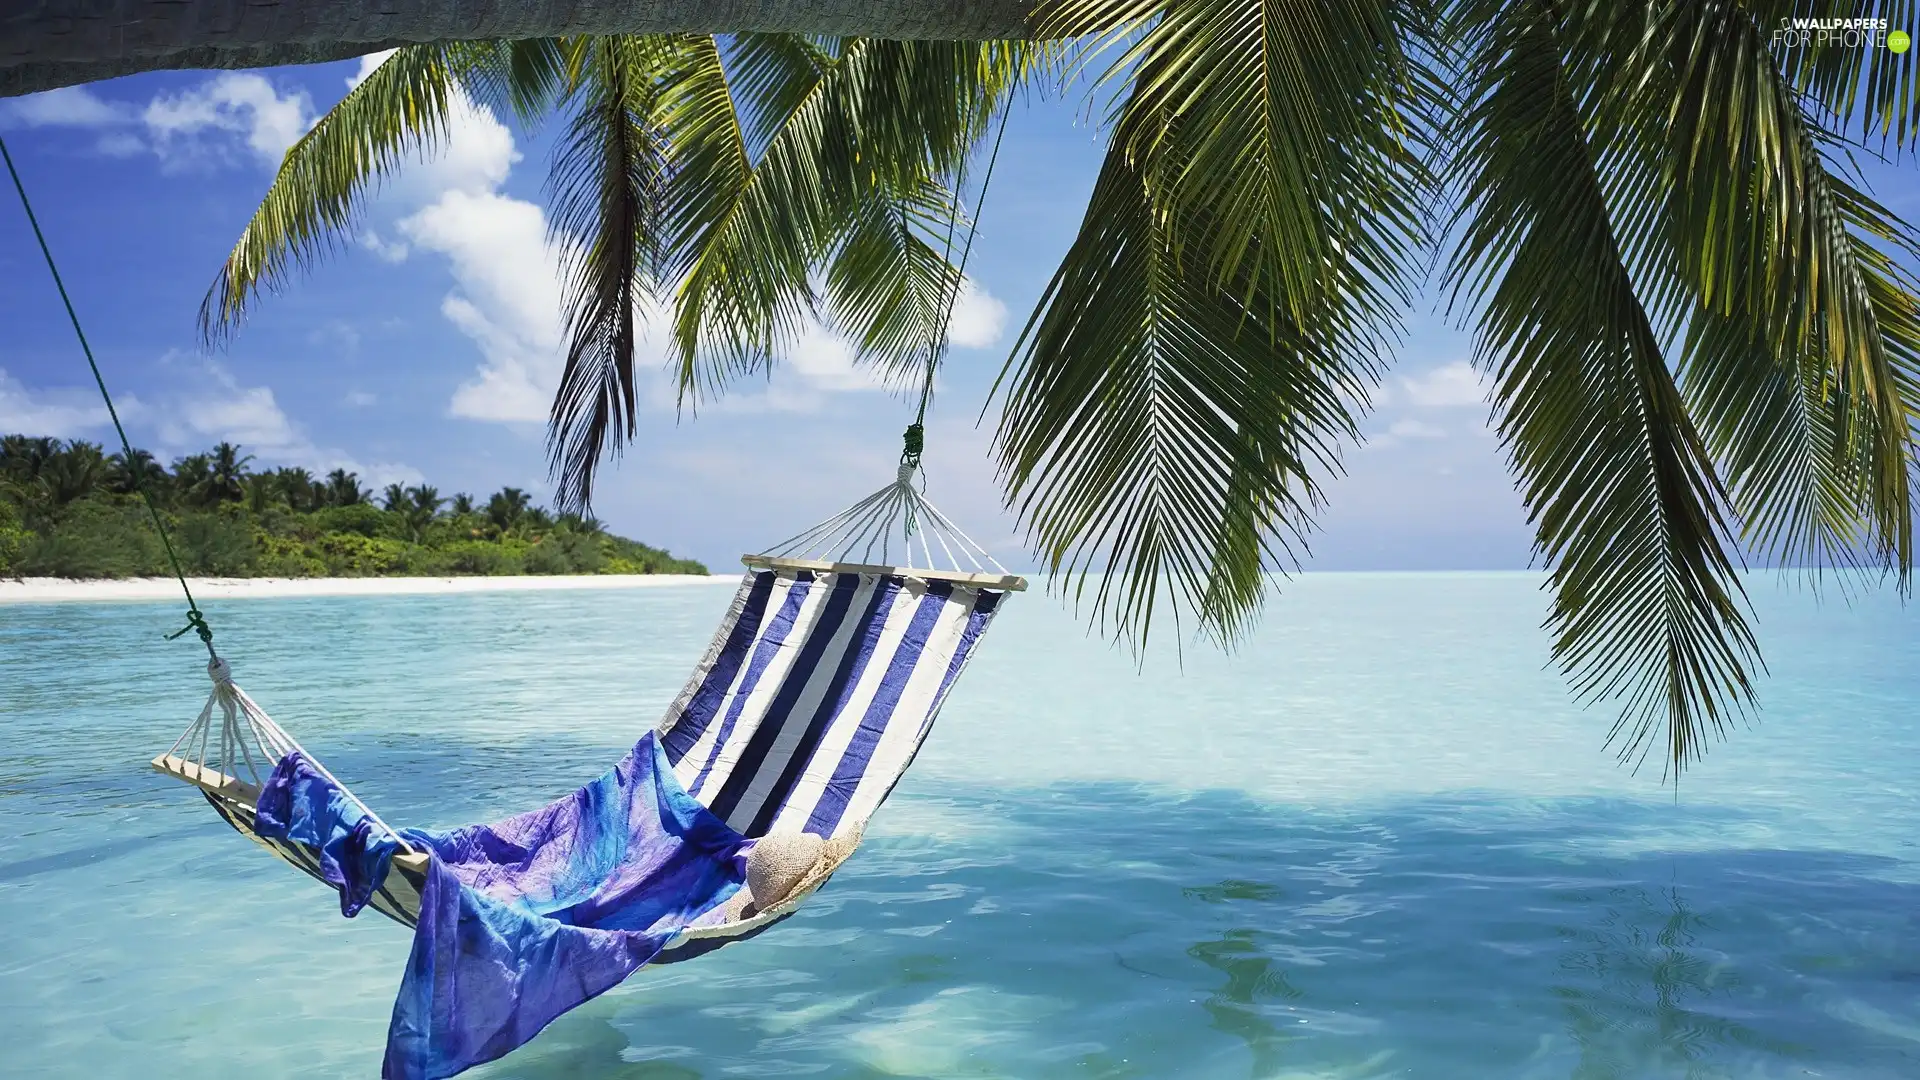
[2,572,1917,1078]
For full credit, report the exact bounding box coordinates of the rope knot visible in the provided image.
[900,423,925,462]
[896,461,918,487]
[166,606,214,648]
[207,656,233,688]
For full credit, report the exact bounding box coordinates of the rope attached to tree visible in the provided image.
[1,135,216,656]
[900,96,1015,538]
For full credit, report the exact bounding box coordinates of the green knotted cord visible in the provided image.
[2,135,216,656]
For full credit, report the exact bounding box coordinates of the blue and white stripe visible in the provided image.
[658,568,1005,839]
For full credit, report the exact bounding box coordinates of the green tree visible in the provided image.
[41,440,106,506]
[323,468,368,507]
[381,482,410,513]
[244,472,280,513]
[1,430,708,580]
[450,492,477,516]
[197,8,1920,775]
[556,512,606,537]
[402,484,444,539]
[486,487,531,536]
[171,453,216,508]
[272,466,320,511]
[406,484,445,518]
[0,493,26,575]
[106,448,168,498]
[205,442,254,504]
[0,435,59,493]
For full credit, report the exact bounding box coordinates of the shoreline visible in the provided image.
[0,573,740,605]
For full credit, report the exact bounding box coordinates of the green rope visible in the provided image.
[1,135,216,656]
[899,96,1014,542]
[902,94,1015,468]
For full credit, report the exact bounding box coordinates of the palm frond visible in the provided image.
[993,114,1364,649]
[822,175,966,387]
[546,37,671,513]
[457,37,585,127]
[660,38,1023,404]
[998,0,1431,645]
[1587,0,1920,578]
[198,44,462,342]
[1444,0,1760,775]
[654,33,816,399]
[1040,0,1433,360]
[1750,0,1920,151]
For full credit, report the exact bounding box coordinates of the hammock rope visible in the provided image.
[2,134,217,655]
[896,94,1014,541]
[8,101,1024,1080]
[4,133,418,856]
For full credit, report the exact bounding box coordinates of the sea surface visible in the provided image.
[2,572,1918,1079]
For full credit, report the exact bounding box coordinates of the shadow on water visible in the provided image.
[1551,881,1799,1080]
[1188,925,1306,1078]
[455,780,1920,1078]
[12,744,1920,1079]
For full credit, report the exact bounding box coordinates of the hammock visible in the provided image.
[149,468,1024,1079]
[3,108,1020,1079]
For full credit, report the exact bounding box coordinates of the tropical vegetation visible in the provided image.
[193,3,1920,777]
[0,434,706,579]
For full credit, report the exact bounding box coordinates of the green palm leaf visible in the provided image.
[1756,0,1920,150]
[198,43,463,341]
[994,109,1366,647]
[198,39,575,342]
[1446,0,1760,773]
[546,37,672,511]
[660,37,1021,403]
[998,0,1431,645]
[1643,0,1916,576]
[822,175,966,388]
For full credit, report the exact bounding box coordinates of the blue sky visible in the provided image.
[3,54,1908,574]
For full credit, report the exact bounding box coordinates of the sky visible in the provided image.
[1,53,1911,576]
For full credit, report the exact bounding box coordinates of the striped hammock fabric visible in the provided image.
[156,559,1020,962]
[663,562,1007,843]
[147,461,1023,1077]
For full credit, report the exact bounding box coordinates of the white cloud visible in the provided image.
[96,132,146,158]
[947,278,1008,349]
[360,229,410,263]
[0,369,119,437]
[399,187,563,423]
[1387,419,1447,440]
[347,50,399,91]
[1399,361,1489,409]
[307,320,362,354]
[0,86,129,128]
[786,323,890,395]
[344,390,378,408]
[154,357,420,486]
[3,74,314,169]
[143,73,314,168]
[0,360,417,486]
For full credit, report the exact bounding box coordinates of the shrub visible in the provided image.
[437,540,520,575]
[176,512,256,576]
[314,532,410,576]
[14,500,163,578]
[0,498,27,576]
[311,503,395,539]
[253,532,326,577]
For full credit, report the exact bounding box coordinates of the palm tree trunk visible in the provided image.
[1,0,1037,98]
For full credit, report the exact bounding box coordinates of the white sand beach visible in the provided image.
[0,573,740,605]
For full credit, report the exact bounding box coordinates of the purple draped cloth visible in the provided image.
[255,732,750,1080]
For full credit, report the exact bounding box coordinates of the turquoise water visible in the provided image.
[3,572,1919,1078]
